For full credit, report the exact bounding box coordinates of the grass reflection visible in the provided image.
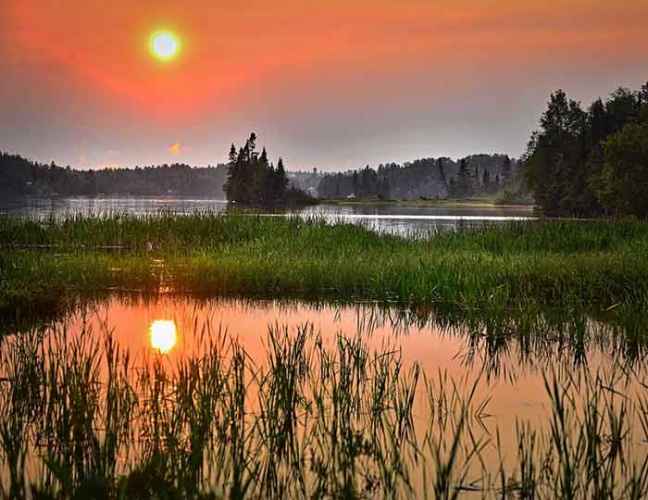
[0,314,647,498]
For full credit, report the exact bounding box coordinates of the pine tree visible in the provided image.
[224,133,309,206]
[482,169,491,191]
[223,144,240,202]
[437,158,447,184]
[275,158,288,201]
[453,159,473,198]
[501,156,512,182]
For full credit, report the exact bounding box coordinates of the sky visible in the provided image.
[1,0,647,171]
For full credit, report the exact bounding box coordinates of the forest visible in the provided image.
[525,82,648,217]
[316,154,526,202]
[0,153,228,198]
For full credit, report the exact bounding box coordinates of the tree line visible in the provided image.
[525,82,648,217]
[316,155,520,201]
[4,81,647,217]
[224,133,315,206]
[0,153,227,198]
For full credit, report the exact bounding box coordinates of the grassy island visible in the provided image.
[2,213,648,325]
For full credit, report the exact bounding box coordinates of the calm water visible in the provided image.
[3,295,646,495]
[0,197,536,234]
[2,199,643,495]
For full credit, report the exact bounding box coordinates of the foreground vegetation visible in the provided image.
[1,319,647,499]
[2,213,648,327]
[2,213,648,498]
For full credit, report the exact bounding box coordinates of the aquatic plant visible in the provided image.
[0,319,647,498]
[2,213,648,326]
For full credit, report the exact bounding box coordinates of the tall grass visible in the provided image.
[2,213,648,325]
[1,318,647,498]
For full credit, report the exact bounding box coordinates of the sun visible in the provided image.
[149,320,178,353]
[149,31,181,61]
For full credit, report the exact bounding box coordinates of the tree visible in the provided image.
[452,159,473,198]
[223,134,311,206]
[606,88,640,133]
[224,144,240,201]
[594,122,648,216]
[525,90,593,215]
[274,158,289,201]
[501,156,512,182]
[524,83,648,216]
[436,158,447,184]
[640,82,648,106]
[482,169,491,191]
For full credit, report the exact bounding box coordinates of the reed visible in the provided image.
[2,213,648,324]
[1,318,647,498]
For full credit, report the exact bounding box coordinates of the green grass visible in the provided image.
[2,213,648,326]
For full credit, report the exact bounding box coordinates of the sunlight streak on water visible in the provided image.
[149,319,177,353]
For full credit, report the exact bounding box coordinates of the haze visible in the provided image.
[1,0,647,170]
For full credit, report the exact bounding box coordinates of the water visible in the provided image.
[2,295,646,495]
[0,197,536,234]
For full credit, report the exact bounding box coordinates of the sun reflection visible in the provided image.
[149,320,177,353]
[149,30,181,61]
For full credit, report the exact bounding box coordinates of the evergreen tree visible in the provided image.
[275,158,288,201]
[482,169,491,191]
[437,158,447,184]
[223,134,308,206]
[501,156,512,182]
[453,159,473,198]
[223,144,240,201]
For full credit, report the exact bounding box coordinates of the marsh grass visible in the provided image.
[2,213,648,325]
[1,319,647,499]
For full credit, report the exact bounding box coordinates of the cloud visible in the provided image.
[168,143,182,155]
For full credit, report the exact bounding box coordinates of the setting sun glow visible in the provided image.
[149,31,180,61]
[149,320,178,353]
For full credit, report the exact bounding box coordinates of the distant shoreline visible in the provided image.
[2,194,535,210]
[319,197,536,210]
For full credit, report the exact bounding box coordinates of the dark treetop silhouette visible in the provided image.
[524,81,648,217]
[223,133,315,206]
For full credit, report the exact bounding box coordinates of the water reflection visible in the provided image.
[2,295,648,497]
[0,197,536,235]
[149,319,177,353]
[6,294,648,373]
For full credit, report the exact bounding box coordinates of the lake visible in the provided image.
[2,294,646,496]
[3,201,645,497]
[0,196,536,235]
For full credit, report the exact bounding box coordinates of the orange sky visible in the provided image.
[2,0,647,169]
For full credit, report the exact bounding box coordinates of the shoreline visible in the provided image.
[318,197,536,210]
